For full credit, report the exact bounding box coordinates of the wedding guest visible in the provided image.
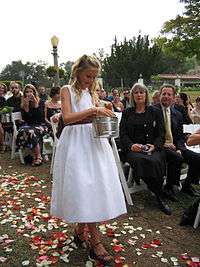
[121,89,131,109]
[191,96,200,124]
[151,90,160,105]
[16,84,48,166]
[112,92,124,112]
[6,82,22,112]
[120,83,171,215]
[44,86,61,124]
[0,83,7,150]
[156,84,200,199]
[174,92,193,124]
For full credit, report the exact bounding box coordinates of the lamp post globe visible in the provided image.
[51,36,59,48]
[51,35,60,86]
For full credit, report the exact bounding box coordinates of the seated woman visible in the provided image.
[0,83,7,150]
[174,93,193,124]
[44,86,61,125]
[112,93,124,112]
[16,84,48,166]
[120,83,171,215]
[191,96,200,124]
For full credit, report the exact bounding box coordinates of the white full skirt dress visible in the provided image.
[50,86,127,223]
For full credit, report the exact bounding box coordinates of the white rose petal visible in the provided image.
[22,260,30,266]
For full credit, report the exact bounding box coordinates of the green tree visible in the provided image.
[102,35,164,87]
[161,0,200,59]
[60,61,74,84]
[0,60,52,87]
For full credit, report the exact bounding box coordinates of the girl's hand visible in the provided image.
[95,107,115,117]
[131,144,142,152]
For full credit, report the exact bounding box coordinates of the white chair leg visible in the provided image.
[11,138,16,159]
[50,146,56,174]
[19,149,25,164]
[111,138,133,206]
[127,167,133,187]
[194,203,200,229]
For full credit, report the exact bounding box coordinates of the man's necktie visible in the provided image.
[164,108,173,144]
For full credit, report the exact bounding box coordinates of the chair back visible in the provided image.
[11,112,22,136]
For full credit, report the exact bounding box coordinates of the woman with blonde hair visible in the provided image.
[50,55,126,264]
[16,84,48,166]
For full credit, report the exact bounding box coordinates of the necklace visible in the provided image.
[50,101,60,108]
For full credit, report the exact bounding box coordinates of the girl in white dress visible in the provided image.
[50,55,127,264]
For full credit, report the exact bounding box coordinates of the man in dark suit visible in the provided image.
[6,82,22,112]
[156,84,200,200]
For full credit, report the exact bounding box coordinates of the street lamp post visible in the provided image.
[19,70,25,87]
[51,35,60,86]
[138,73,144,85]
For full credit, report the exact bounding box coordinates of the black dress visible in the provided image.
[46,107,61,121]
[16,105,48,150]
[120,105,166,194]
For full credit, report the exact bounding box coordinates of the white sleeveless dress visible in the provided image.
[50,86,127,223]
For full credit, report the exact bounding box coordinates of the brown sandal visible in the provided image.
[73,228,89,249]
[88,241,113,264]
[32,157,43,166]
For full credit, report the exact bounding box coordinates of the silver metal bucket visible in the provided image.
[92,116,119,138]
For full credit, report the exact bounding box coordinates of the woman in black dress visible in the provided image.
[44,86,61,125]
[16,84,48,166]
[120,83,171,215]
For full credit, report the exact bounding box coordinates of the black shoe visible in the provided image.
[181,185,200,197]
[163,187,178,202]
[156,196,172,215]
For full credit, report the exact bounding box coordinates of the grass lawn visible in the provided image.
[0,151,200,267]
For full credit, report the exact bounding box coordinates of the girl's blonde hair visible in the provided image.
[69,55,100,104]
[130,83,150,107]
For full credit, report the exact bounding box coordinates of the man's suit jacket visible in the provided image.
[155,103,186,151]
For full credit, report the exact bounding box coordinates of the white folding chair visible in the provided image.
[110,137,133,205]
[42,135,53,157]
[50,116,58,174]
[194,202,200,229]
[108,112,133,205]
[11,112,25,164]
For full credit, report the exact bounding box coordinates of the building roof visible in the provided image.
[158,74,200,81]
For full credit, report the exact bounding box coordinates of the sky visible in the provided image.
[0,0,184,71]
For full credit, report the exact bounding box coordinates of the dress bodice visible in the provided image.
[68,86,94,112]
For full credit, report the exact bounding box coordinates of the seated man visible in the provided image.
[6,81,22,112]
[156,84,200,200]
